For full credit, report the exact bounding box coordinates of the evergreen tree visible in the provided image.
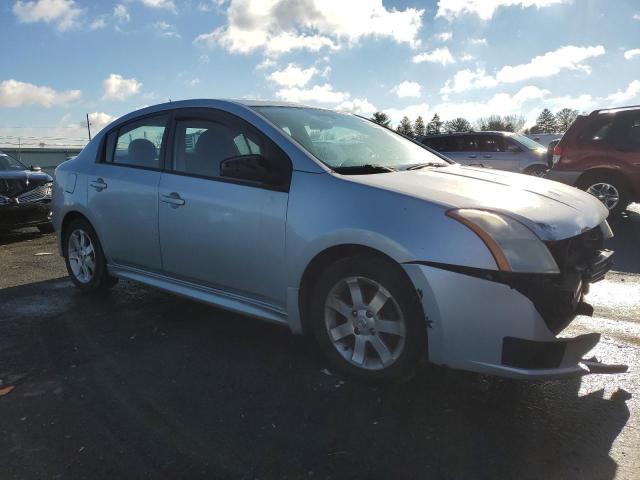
[444,117,472,132]
[413,116,426,137]
[370,111,391,127]
[534,108,558,133]
[396,116,414,137]
[426,114,443,134]
[555,108,579,132]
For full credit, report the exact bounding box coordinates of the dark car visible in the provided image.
[0,151,54,233]
[546,105,640,215]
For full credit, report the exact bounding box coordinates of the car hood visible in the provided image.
[0,170,53,198]
[347,164,608,241]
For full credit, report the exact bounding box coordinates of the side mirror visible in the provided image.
[30,165,42,172]
[220,154,283,185]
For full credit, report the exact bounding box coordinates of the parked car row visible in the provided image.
[417,104,639,215]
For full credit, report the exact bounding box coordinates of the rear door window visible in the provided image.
[454,135,479,152]
[106,115,169,169]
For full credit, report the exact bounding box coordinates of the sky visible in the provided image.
[1,0,639,147]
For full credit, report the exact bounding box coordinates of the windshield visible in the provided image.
[0,152,27,171]
[253,107,449,171]
[511,134,545,151]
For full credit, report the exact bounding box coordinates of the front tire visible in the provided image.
[310,255,427,382]
[63,218,118,292]
[524,164,548,177]
[578,174,630,215]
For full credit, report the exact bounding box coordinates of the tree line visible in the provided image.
[370,107,581,139]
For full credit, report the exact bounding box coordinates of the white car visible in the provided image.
[52,100,614,382]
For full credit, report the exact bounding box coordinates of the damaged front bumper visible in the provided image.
[402,246,621,379]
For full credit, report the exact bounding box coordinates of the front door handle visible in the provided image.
[89,178,107,191]
[468,155,477,159]
[482,154,492,159]
[160,192,185,207]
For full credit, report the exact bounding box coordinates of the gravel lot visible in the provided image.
[1,207,639,480]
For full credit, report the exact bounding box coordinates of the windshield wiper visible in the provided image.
[332,164,397,175]
[405,162,448,170]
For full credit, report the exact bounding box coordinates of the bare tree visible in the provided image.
[370,112,391,127]
[444,117,472,132]
[555,108,579,132]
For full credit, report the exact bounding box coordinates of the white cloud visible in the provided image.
[87,111,116,134]
[383,103,430,125]
[469,38,487,45]
[102,74,142,101]
[441,68,498,94]
[154,21,180,38]
[89,17,106,30]
[187,78,201,87]
[13,0,83,31]
[335,98,377,115]
[138,0,175,11]
[606,80,640,104]
[0,79,82,107]
[437,31,452,41]
[442,45,604,93]
[624,49,640,60]
[496,45,604,82]
[436,0,571,20]
[392,81,422,98]
[195,0,424,56]
[113,4,130,22]
[634,13,640,20]
[275,83,348,103]
[412,47,455,65]
[268,64,318,87]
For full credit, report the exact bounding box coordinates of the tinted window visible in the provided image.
[171,115,291,186]
[0,152,27,171]
[109,115,169,169]
[611,113,640,151]
[454,135,479,152]
[578,116,615,143]
[478,135,506,152]
[423,137,456,152]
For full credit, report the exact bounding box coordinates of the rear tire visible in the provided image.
[524,165,548,177]
[309,254,427,383]
[63,218,118,292]
[578,173,630,216]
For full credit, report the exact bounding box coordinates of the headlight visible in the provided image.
[447,209,559,274]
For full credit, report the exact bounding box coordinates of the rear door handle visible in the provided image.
[482,155,492,159]
[89,178,107,191]
[468,155,477,159]
[160,192,185,207]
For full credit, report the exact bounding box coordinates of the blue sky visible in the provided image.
[1,0,639,147]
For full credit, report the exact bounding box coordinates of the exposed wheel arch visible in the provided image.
[298,244,416,335]
[577,168,632,193]
[60,211,93,257]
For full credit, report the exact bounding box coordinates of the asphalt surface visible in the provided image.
[1,206,639,480]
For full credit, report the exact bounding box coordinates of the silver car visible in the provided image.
[52,100,614,382]
[420,131,549,175]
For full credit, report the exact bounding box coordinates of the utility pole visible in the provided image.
[86,113,92,141]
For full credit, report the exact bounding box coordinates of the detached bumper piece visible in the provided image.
[502,333,600,370]
[502,334,628,375]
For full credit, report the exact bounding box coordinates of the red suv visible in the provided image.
[546,105,640,214]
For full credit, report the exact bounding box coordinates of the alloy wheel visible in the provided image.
[587,182,620,210]
[323,276,406,370]
[68,229,96,284]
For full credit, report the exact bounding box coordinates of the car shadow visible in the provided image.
[0,278,632,480]
[0,228,48,246]
[606,204,640,274]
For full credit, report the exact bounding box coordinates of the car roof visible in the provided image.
[421,131,514,138]
[591,104,640,115]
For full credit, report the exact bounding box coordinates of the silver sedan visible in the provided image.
[52,99,613,382]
